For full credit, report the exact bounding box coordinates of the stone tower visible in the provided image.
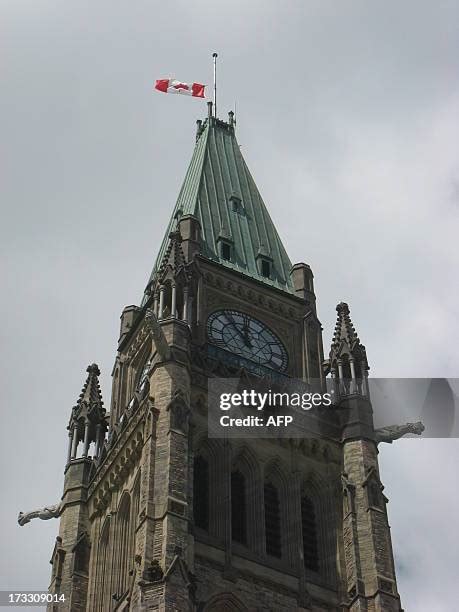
[46,104,405,611]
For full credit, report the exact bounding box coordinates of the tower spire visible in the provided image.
[142,113,294,306]
[328,302,369,399]
[67,363,107,462]
[75,363,104,411]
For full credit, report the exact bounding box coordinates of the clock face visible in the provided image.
[207,309,288,372]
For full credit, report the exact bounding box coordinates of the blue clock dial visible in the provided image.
[207,310,288,372]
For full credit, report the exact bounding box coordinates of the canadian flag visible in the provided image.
[155,78,206,98]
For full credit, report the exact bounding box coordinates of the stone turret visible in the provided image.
[327,302,369,401]
[330,304,402,611]
[48,364,107,611]
[67,364,107,462]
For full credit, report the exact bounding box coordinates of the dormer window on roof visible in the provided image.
[261,259,271,278]
[256,245,273,278]
[220,241,232,261]
[229,194,243,214]
[217,228,233,262]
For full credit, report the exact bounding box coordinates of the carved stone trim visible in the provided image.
[88,402,148,515]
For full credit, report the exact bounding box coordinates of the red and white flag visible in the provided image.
[155,78,206,98]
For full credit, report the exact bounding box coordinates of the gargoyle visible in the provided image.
[374,421,425,444]
[18,502,62,526]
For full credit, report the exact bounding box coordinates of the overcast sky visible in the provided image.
[1,1,458,610]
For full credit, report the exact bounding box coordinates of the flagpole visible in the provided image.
[212,52,218,118]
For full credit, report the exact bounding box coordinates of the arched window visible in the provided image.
[204,592,249,611]
[231,470,246,544]
[129,347,151,401]
[131,472,141,540]
[95,518,110,612]
[264,482,281,558]
[116,494,131,599]
[136,358,151,395]
[193,456,209,530]
[301,495,319,572]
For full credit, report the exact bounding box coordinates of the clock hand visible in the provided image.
[242,323,252,347]
[241,314,253,347]
[224,312,248,346]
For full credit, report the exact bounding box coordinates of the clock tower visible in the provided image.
[48,102,404,611]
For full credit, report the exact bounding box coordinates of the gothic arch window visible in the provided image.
[131,345,151,396]
[122,341,151,417]
[95,517,111,612]
[264,481,282,558]
[135,356,151,396]
[116,493,132,599]
[203,592,249,611]
[230,448,262,554]
[231,470,246,545]
[193,455,209,531]
[131,472,141,537]
[301,494,319,572]
[112,368,119,416]
[118,364,128,421]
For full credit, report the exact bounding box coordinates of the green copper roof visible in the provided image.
[144,115,294,301]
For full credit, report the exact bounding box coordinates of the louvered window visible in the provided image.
[301,495,319,571]
[264,482,281,558]
[193,456,209,530]
[231,470,246,544]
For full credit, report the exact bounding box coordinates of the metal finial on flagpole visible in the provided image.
[212,52,218,118]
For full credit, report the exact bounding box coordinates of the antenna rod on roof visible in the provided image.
[212,52,218,118]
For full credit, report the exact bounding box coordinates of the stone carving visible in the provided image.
[18,502,62,526]
[145,309,171,360]
[341,472,354,490]
[144,559,164,582]
[341,472,356,515]
[374,421,425,444]
[168,390,190,433]
[170,402,188,433]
